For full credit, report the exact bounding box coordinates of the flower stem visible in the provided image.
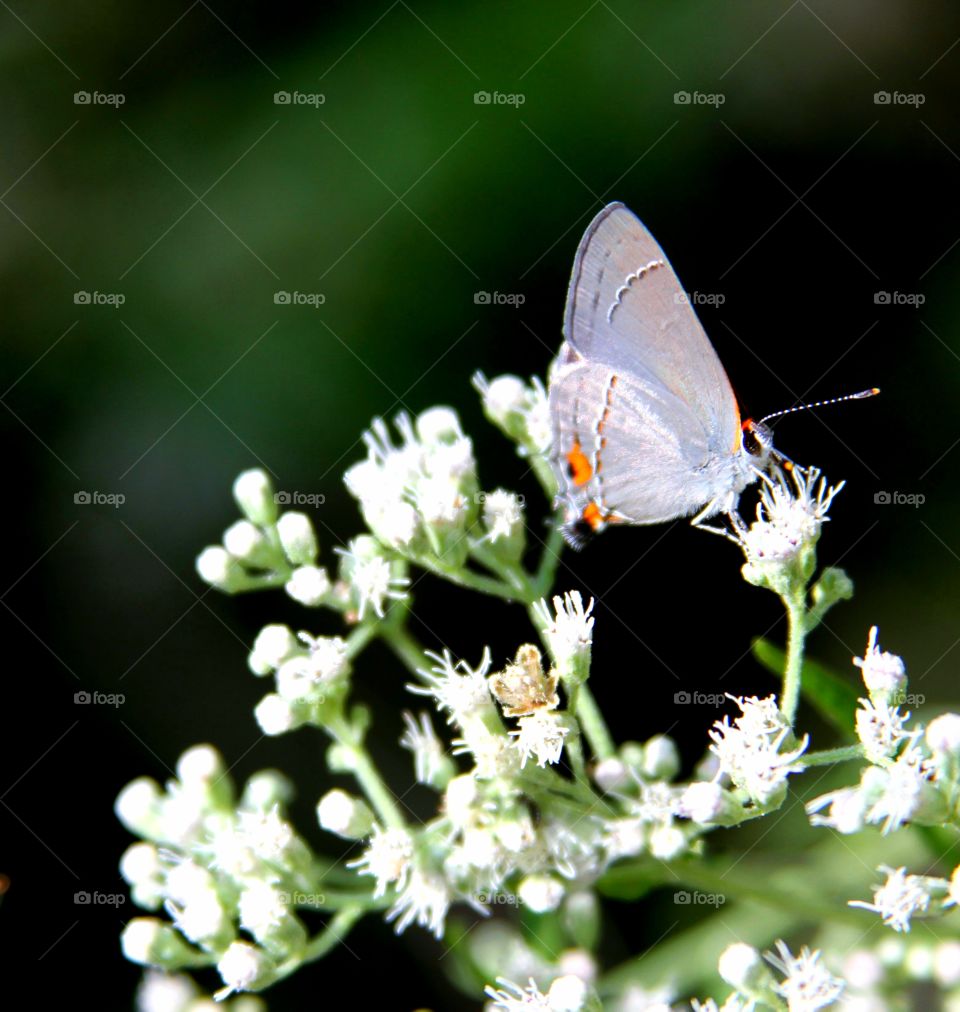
[798,744,865,769]
[573,682,616,761]
[330,721,407,830]
[530,520,566,599]
[382,621,432,680]
[411,553,523,600]
[344,622,379,660]
[781,594,807,725]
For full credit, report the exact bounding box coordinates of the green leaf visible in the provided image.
[596,860,663,901]
[753,638,858,737]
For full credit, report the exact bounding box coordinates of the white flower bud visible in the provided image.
[592,757,629,792]
[416,406,461,444]
[719,942,765,990]
[195,546,243,590]
[115,777,163,836]
[558,950,597,984]
[284,565,330,607]
[546,974,590,1012]
[276,512,318,566]
[165,860,214,905]
[120,842,162,886]
[177,745,223,785]
[216,941,274,998]
[254,694,302,736]
[854,626,907,703]
[223,520,270,565]
[169,887,231,946]
[135,969,197,1012]
[648,824,687,860]
[681,781,731,825]
[232,469,277,526]
[317,789,375,839]
[275,658,318,703]
[241,771,293,811]
[926,713,960,756]
[121,918,197,968]
[479,374,528,422]
[248,624,299,675]
[518,874,565,913]
[642,735,680,780]
[443,774,478,827]
[370,500,420,549]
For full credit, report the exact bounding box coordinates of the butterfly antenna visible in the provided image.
[759,388,880,427]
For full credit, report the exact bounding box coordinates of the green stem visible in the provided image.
[330,721,407,830]
[781,595,807,725]
[232,570,292,593]
[344,622,379,660]
[531,519,566,599]
[411,553,523,600]
[798,744,865,769]
[469,538,535,598]
[382,621,432,679]
[573,682,616,761]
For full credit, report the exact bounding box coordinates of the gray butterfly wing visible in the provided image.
[550,346,727,527]
[563,202,741,452]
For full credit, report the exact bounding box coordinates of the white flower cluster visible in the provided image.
[344,408,481,562]
[706,694,808,807]
[733,464,844,594]
[196,469,333,606]
[808,628,952,836]
[246,624,352,736]
[116,746,316,1000]
[630,938,845,1011]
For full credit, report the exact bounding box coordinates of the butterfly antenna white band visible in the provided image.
[758,388,880,426]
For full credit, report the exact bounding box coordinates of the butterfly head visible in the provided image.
[740,418,775,465]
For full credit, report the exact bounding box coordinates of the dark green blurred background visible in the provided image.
[3,0,960,1005]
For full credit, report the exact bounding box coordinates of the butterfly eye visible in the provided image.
[741,420,773,458]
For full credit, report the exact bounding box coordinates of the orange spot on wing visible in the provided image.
[581,502,607,530]
[566,441,593,487]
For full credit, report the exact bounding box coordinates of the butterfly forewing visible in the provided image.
[563,202,740,452]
